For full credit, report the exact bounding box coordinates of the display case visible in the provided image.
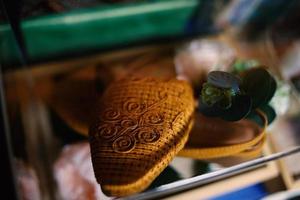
[1,0,300,199]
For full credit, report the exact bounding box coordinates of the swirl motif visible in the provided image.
[103,108,120,121]
[121,117,139,130]
[143,112,164,125]
[112,135,136,153]
[135,128,161,143]
[123,98,146,114]
[97,92,173,153]
[96,123,119,141]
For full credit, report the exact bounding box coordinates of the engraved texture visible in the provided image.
[92,96,168,153]
[89,77,194,197]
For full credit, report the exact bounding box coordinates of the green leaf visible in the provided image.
[265,76,277,106]
[246,111,264,127]
[198,97,224,117]
[208,71,241,92]
[246,104,276,126]
[232,59,259,73]
[221,95,252,121]
[201,83,223,106]
[242,67,277,108]
[200,82,236,110]
[259,104,276,125]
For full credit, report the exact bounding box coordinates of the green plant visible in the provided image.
[199,67,277,123]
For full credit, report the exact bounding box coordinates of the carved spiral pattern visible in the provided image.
[96,123,119,141]
[143,112,164,125]
[121,118,138,130]
[112,135,136,153]
[136,128,161,143]
[103,108,120,121]
[123,98,146,114]
[96,94,172,153]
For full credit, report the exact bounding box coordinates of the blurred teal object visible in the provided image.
[0,0,201,66]
[232,59,259,73]
[246,104,276,126]
[222,0,299,40]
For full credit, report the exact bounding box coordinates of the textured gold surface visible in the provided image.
[179,110,267,160]
[89,77,194,196]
